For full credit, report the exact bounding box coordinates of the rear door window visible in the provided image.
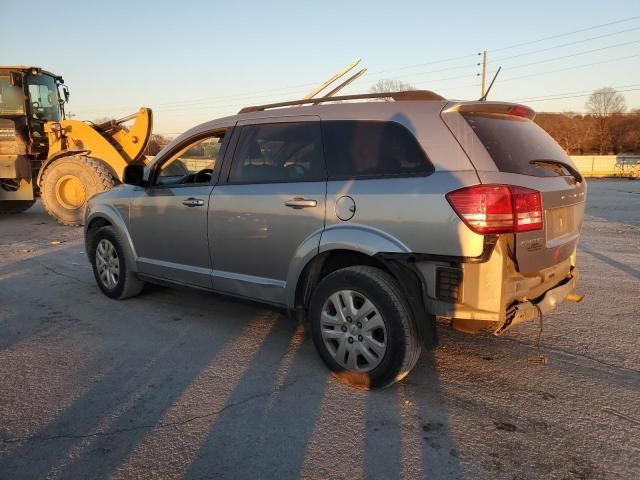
[322,120,434,179]
[462,112,577,177]
[228,122,325,184]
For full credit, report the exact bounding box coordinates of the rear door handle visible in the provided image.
[183,198,205,207]
[284,197,317,209]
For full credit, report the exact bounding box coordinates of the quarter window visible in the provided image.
[322,120,434,179]
[229,122,325,183]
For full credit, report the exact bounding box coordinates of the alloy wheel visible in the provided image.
[95,239,120,289]
[320,289,387,372]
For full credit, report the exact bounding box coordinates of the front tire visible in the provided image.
[89,226,144,299]
[309,266,422,389]
[41,155,117,226]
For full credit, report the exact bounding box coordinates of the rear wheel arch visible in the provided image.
[293,249,397,319]
[287,224,412,314]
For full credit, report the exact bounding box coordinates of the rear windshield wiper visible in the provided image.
[529,159,583,183]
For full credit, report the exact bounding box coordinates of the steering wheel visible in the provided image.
[193,168,213,183]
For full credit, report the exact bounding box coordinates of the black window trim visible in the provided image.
[222,121,328,186]
[320,119,435,181]
[147,127,231,189]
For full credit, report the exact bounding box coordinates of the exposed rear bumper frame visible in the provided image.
[494,267,580,336]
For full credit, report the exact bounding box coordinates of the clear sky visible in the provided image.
[2,0,639,134]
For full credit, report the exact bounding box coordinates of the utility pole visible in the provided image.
[479,50,488,98]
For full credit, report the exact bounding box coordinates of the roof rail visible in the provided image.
[238,90,444,114]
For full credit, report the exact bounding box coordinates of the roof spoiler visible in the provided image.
[442,101,536,120]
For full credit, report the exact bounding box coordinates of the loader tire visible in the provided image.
[0,200,36,215]
[41,155,117,226]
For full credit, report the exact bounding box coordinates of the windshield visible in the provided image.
[462,112,577,177]
[26,74,62,122]
[0,76,26,115]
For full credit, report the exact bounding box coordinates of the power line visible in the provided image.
[520,88,640,105]
[352,37,640,93]
[363,62,478,82]
[493,26,640,63]
[512,83,640,102]
[362,54,477,77]
[491,14,640,52]
[511,86,640,103]
[503,39,640,71]
[498,53,640,83]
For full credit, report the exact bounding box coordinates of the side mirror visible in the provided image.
[63,85,70,102]
[123,164,145,186]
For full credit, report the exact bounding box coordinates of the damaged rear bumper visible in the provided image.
[494,268,580,335]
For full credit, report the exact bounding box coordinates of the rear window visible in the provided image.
[462,113,575,177]
[322,121,434,179]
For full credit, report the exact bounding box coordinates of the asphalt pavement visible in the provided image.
[0,179,638,479]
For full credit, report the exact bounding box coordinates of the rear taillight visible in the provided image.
[511,186,543,232]
[446,185,543,234]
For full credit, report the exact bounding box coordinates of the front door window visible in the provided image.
[156,134,225,185]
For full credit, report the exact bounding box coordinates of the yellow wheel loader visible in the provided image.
[0,66,152,225]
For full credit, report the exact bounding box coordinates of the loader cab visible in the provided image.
[0,66,68,157]
[23,70,67,148]
[25,72,64,123]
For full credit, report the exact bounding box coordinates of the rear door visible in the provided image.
[444,105,586,274]
[208,116,326,305]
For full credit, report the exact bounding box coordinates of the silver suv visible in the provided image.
[85,91,586,388]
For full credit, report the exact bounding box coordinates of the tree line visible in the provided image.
[535,87,640,155]
[535,113,640,156]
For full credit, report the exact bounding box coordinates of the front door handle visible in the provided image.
[183,198,205,207]
[284,197,317,209]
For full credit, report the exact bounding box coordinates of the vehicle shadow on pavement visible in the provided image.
[177,322,461,479]
[0,310,240,479]
[1,237,462,479]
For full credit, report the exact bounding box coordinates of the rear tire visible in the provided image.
[41,155,117,226]
[89,225,144,299]
[309,266,422,389]
[0,199,36,214]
